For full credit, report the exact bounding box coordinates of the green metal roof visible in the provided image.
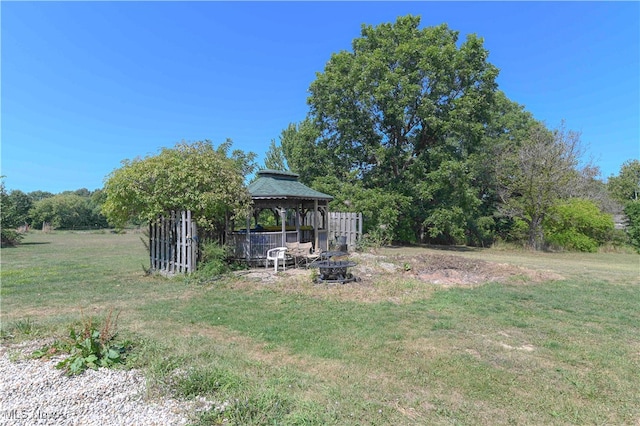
[247,170,333,200]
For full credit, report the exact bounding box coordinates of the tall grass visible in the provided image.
[2,231,639,425]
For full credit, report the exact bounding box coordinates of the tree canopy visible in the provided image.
[102,140,252,232]
[1,188,32,228]
[608,160,640,252]
[30,192,108,230]
[287,15,506,244]
[263,139,289,171]
[608,159,640,203]
[307,15,498,183]
[495,122,585,249]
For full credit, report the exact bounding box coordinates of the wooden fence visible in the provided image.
[149,211,198,274]
[328,212,362,252]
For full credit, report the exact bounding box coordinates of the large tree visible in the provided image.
[608,159,640,251]
[280,119,329,185]
[290,15,503,243]
[1,188,32,228]
[0,179,24,246]
[263,139,288,171]
[102,140,252,233]
[308,16,498,182]
[608,159,640,203]
[495,122,584,250]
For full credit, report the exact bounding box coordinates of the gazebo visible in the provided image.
[228,170,333,264]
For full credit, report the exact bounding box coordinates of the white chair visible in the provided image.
[266,247,289,272]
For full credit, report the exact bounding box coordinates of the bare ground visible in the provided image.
[233,249,563,304]
[379,252,563,286]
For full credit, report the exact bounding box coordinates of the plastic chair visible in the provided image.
[266,247,288,272]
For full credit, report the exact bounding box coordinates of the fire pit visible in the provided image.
[311,259,358,284]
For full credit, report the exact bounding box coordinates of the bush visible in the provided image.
[602,228,632,251]
[544,198,614,252]
[468,216,496,247]
[623,200,640,252]
[1,180,26,246]
[311,176,413,245]
[506,218,529,246]
[1,228,23,247]
[195,241,238,278]
[547,230,599,252]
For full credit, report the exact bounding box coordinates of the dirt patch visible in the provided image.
[229,250,562,304]
[234,250,561,287]
[354,251,562,286]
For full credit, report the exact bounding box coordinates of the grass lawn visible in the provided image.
[2,231,639,425]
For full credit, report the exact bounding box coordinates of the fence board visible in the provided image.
[328,212,362,251]
[149,210,197,274]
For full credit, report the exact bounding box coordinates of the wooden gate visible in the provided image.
[329,212,362,252]
[149,211,198,274]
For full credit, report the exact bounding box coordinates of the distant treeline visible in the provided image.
[1,187,110,231]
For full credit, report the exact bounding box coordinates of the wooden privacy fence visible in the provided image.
[329,212,362,252]
[150,211,198,274]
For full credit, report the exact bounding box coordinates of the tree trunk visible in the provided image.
[527,216,544,250]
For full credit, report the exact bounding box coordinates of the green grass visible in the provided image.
[2,231,639,425]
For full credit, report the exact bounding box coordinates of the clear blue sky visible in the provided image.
[2,1,638,194]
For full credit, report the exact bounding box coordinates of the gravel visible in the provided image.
[0,340,222,426]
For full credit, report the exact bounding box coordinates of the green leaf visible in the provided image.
[106,348,121,360]
[103,140,252,232]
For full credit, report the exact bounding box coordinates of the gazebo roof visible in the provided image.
[248,169,333,201]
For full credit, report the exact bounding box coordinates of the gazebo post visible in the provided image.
[314,199,319,250]
[295,203,301,243]
[280,207,286,247]
[246,213,251,264]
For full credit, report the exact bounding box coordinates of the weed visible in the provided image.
[2,317,39,338]
[310,267,319,282]
[34,309,133,375]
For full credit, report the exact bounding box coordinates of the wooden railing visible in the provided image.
[228,229,328,264]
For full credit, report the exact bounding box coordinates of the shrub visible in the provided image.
[1,228,23,247]
[547,230,598,253]
[195,241,240,279]
[544,198,614,252]
[623,200,640,252]
[468,216,496,247]
[1,180,26,246]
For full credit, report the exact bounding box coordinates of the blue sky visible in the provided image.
[2,1,638,194]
